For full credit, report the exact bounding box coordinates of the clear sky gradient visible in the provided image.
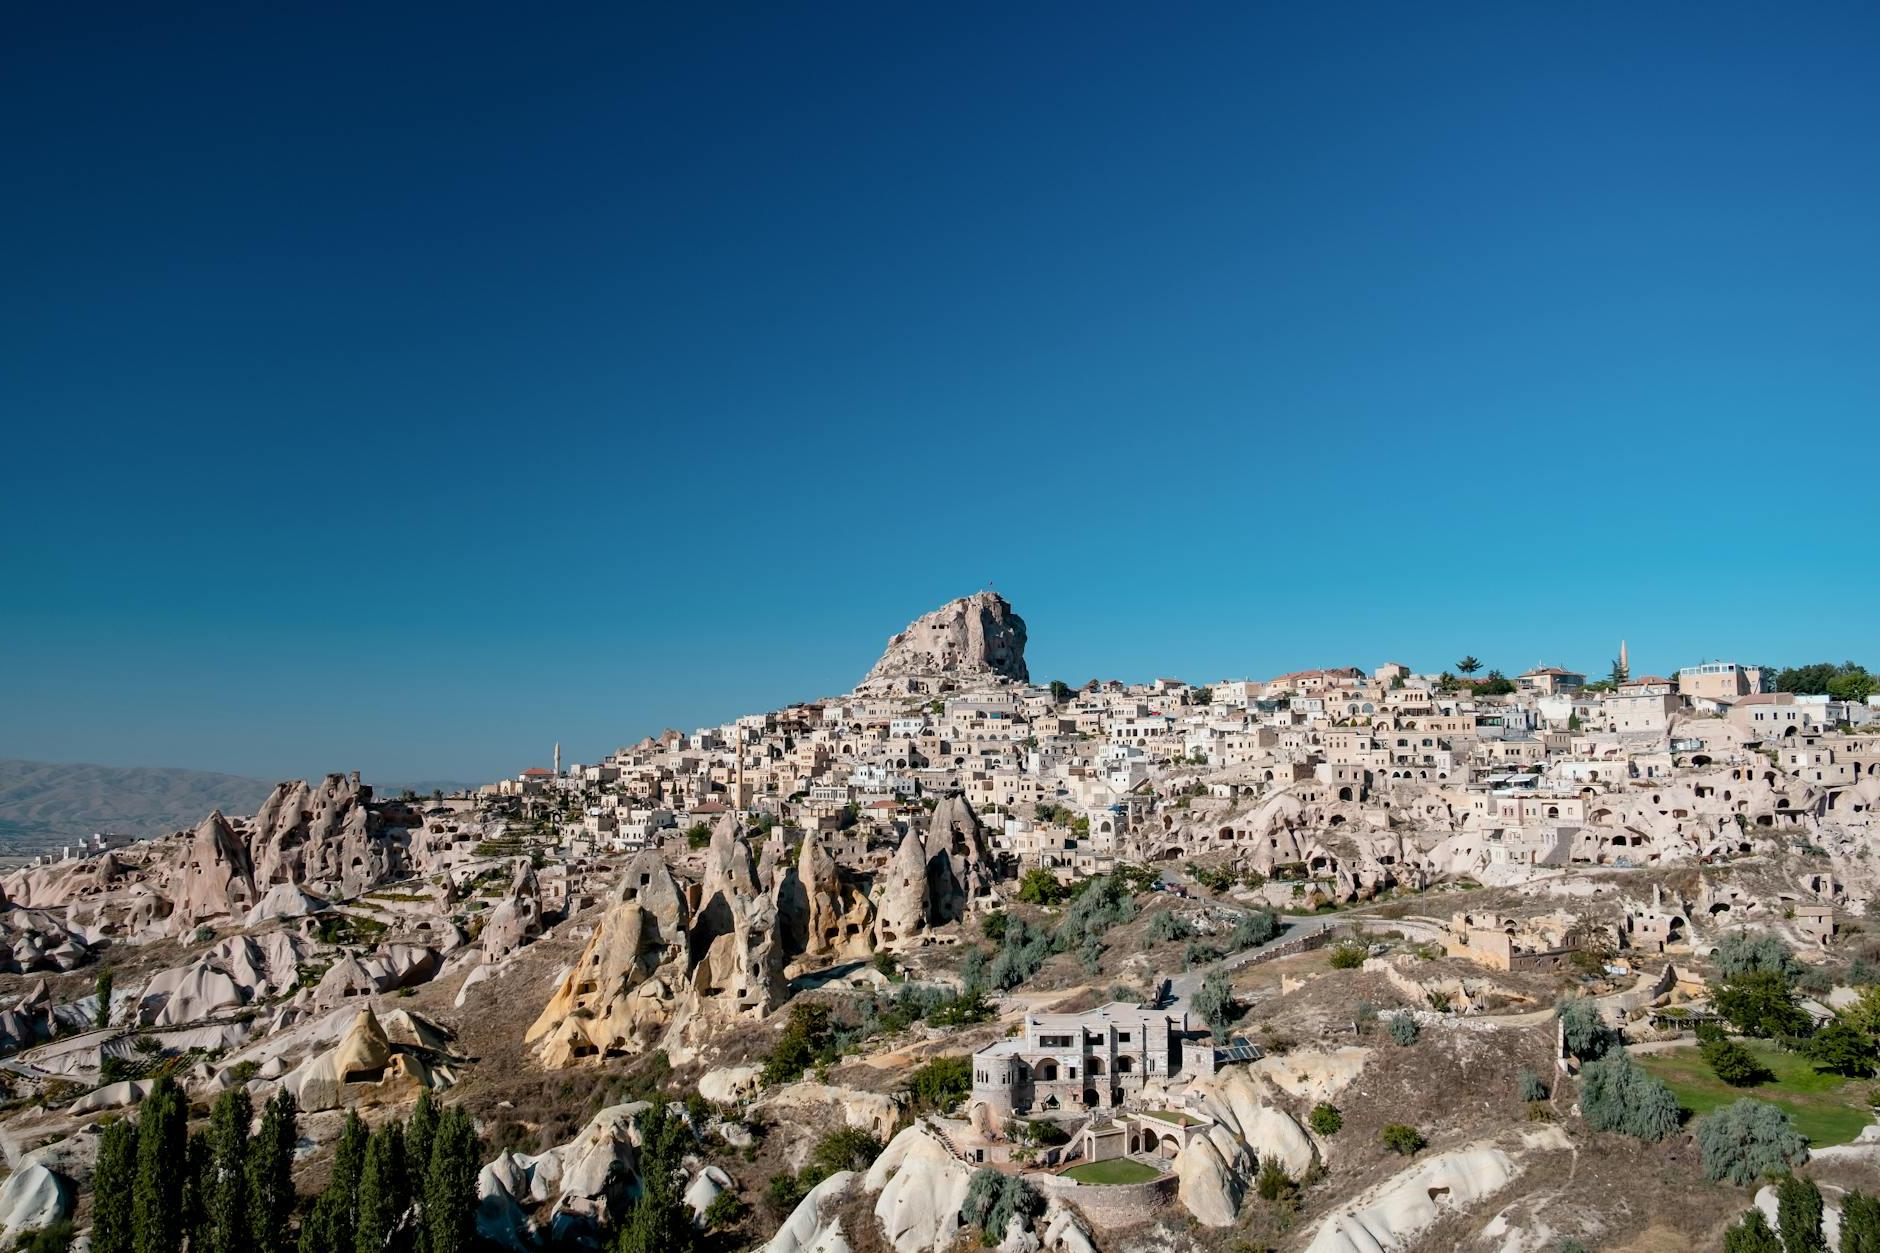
[4,3,1878,784]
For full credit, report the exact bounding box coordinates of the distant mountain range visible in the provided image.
[0,759,478,855]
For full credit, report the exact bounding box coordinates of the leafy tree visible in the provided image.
[1308,1103,1342,1136]
[960,1168,1044,1246]
[1380,1124,1425,1156]
[1778,1172,1825,1253]
[1703,1036,1773,1086]
[1716,933,1802,980]
[93,1117,137,1253]
[423,1106,481,1253]
[1578,1050,1680,1141]
[1775,661,1872,699]
[202,1089,251,1253]
[1808,1021,1879,1077]
[807,1127,883,1177]
[1146,911,1193,943]
[1017,868,1070,906]
[1192,972,1237,1035]
[356,1121,408,1253]
[1723,1209,1784,1253]
[132,1075,186,1253]
[1227,908,1281,949]
[1048,680,1072,703]
[904,1056,972,1113]
[1696,1099,1809,1185]
[1840,1189,1880,1252]
[1473,670,1515,696]
[1557,997,1618,1061]
[1827,669,1877,703]
[1457,656,1482,676]
[247,1090,298,1253]
[1716,971,1813,1039]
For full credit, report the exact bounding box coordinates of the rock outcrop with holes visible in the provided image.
[528,827,784,1067]
[859,591,1028,689]
[794,834,875,960]
[171,810,258,929]
[247,773,408,897]
[482,858,545,959]
[922,795,994,922]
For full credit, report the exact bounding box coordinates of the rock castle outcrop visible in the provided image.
[859,591,1028,690]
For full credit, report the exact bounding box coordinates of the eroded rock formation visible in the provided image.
[859,591,1028,689]
[529,830,785,1066]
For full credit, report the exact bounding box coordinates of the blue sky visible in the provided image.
[4,3,1878,784]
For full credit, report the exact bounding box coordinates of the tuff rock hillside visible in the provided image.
[2,596,1878,1253]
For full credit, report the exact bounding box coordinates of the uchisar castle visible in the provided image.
[2,592,1877,1252]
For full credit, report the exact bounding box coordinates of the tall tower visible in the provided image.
[554,742,561,776]
[1618,640,1629,681]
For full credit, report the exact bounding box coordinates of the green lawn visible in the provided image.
[1062,1158,1163,1185]
[1636,1040,1875,1147]
[1140,1109,1202,1125]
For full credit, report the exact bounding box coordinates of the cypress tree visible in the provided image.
[406,1089,438,1184]
[1844,1191,1880,1253]
[92,1118,137,1253]
[203,1087,252,1253]
[355,1121,407,1253]
[1724,1209,1783,1253]
[247,1089,299,1253]
[182,1130,212,1251]
[614,1103,698,1253]
[131,1075,186,1253]
[1779,1173,1826,1253]
[422,1106,478,1253]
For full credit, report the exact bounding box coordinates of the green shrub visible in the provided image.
[1327,942,1367,970]
[1387,1015,1420,1046]
[1308,1103,1342,1136]
[1517,1069,1549,1102]
[1696,1099,1809,1186]
[904,1056,971,1113]
[1380,1124,1425,1156]
[808,1127,883,1176]
[1255,1159,1299,1209]
[1146,911,1193,943]
[1714,932,1800,980]
[1702,1037,1772,1086]
[960,1168,1044,1245]
[1192,972,1238,1035]
[1578,1050,1680,1141]
[1556,997,1618,1061]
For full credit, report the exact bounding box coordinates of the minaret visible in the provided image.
[554,742,561,776]
[1618,640,1629,681]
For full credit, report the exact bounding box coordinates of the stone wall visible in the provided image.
[1037,1173,1175,1227]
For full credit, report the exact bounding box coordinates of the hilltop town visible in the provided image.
[0,593,1878,1253]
